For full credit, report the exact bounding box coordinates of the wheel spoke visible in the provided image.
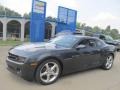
[45,63,50,71]
[108,56,112,61]
[40,62,60,83]
[106,56,113,69]
[40,71,47,77]
[51,64,57,71]
[46,74,50,82]
[52,72,58,76]
[106,62,109,67]
[110,61,113,64]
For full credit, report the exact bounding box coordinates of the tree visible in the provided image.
[0,5,21,17]
[92,26,102,33]
[23,13,30,19]
[0,5,5,16]
[80,23,86,30]
[104,25,111,35]
[75,22,120,39]
[110,29,119,39]
[76,22,80,29]
[84,26,92,31]
[46,16,57,22]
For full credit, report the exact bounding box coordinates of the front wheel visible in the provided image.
[35,59,61,85]
[102,54,114,70]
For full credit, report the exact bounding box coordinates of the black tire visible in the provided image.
[35,59,61,85]
[102,54,114,70]
[117,49,120,52]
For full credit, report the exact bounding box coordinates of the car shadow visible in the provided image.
[60,67,103,79]
[7,67,103,86]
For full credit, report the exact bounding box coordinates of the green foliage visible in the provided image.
[23,12,31,19]
[76,22,120,39]
[46,16,57,22]
[0,40,23,46]
[23,13,29,19]
[110,29,119,39]
[0,4,119,39]
[0,5,21,17]
[0,5,4,16]
[92,26,101,33]
[76,22,80,29]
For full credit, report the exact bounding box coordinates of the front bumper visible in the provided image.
[6,58,36,81]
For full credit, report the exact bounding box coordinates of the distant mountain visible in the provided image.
[0,5,21,17]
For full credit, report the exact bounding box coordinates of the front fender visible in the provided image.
[36,53,64,67]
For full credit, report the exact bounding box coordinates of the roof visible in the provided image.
[0,16,57,23]
[74,35,102,41]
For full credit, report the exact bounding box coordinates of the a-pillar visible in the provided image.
[20,20,25,41]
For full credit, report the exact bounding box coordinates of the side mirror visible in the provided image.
[76,45,86,49]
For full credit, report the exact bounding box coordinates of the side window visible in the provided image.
[99,35,105,41]
[79,39,96,47]
[79,39,89,47]
[96,40,104,47]
[105,35,113,41]
[79,39,101,48]
[88,40,97,47]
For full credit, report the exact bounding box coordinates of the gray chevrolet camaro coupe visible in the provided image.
[6,35,116,85]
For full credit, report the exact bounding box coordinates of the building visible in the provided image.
[0,16,56,41]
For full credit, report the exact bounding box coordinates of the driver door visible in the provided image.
[76,39,101,69]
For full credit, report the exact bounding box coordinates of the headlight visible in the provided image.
[18,57,26,63]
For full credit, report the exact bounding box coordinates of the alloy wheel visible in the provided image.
[105,55,113,69]
[40,62,59,83]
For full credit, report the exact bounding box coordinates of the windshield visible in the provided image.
[105,35,113,41]
[48,35,79,48]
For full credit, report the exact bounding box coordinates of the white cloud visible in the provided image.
[44,0,79,17]
[0,0,120,31]
[83,12,120,31]
[93,12,118,21]
[2,0,79,17]
[2,0,32,16]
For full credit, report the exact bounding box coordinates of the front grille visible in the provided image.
[8,53,19,62]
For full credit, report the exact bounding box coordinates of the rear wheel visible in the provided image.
[35,59,61,85]
[102,54,114,70]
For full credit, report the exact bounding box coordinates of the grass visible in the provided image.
[0,40,27,46]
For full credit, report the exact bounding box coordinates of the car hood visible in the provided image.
[9,42,69,57]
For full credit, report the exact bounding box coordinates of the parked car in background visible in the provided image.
[6,35,116,85]
[55,30,83,37]
[93,34,120,51]
[115,39,120,43]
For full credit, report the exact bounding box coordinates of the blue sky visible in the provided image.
[0,0,120,30]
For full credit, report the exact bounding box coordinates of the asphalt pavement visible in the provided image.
[0,46,120,90]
